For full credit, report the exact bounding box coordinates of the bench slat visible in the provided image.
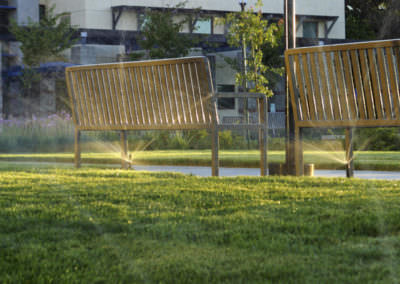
[81,71,94,125]
[142,66,155,125]
[103,69,118,125]
[341,51,358,120]
[184,63,198,124]
[193,61,209,124]
[162,65,176,124]
[110,69,124,126]
[350,50,368,119]
[120,68,135,126]
[132,67,147,125]
[90,70,105,126]
[166,64,180,124]
[187,62,200,123]
[78,71,91,126]
[367,49,384,119]
[148,66,162,125]
[66,72,80,126]
[154,66,169,124]
[286,55,301,121]
[386,47,400,119]
[376,48,393,119]
[317,52,333,120]
[172,64,186,124]
[117,68,129,125]
[394,47,400,118]
[138,66,153,125]
[196,59,213,124]
[326,52,342,120]
[359,50,375,119]
[292,55,307,120]
[75,71,90,127]
[96,70,110,126]
[309,53,324,120]
[116,68,129,125]
[180,63,192,124]
[301,54,316,120]
[332,51,348,120]
[90,70,104,126]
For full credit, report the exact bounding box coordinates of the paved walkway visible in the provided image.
[134,165,400,180]
[5,161,400,180]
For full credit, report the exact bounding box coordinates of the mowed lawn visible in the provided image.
[1,149,400,170]
[1,162,400,282]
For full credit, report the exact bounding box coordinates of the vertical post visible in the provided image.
[239,0,250,149]
[74,129,81,168]
[120,130,128,169]
[259,96,268,176]
[211,97,219,177]
[294,127,304,176]
[0,42,2,123]
[211,127,219,177]
[284,0,296,175]
[345,128,354,178]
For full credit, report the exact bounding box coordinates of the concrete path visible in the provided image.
[134,165,400,180]
[5,161,400,180]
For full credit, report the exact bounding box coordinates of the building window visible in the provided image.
[217,85,235,110]
[303,21,318,39]
[138,13,149,31]
[39,4,46,20]
[193,18,212,34]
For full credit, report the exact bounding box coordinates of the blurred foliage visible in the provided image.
[346,0,400,40]
[354,128,400,151]
[9,5,77,67]
[223,0,283,96]
[139,2,198,59]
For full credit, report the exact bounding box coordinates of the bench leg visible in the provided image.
[259,97,268,176]
[345,128,354,178]
[120,130,128,169]
[74,129,81,168]
[259,126,267,176]
[294,127,303,176]
[211,127,219,177]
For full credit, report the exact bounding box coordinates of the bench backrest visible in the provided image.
[285,39,400,128]
[66,57,215,130]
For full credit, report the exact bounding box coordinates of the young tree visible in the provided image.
[9,5,77,115]
[139,3,196,59]
[224,0,283,96]
[10,5,76,67]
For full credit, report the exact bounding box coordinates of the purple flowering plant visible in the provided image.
[0,111,75,152]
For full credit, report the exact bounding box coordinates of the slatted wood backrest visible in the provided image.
[285,39,400,128]
[66,57,214,130]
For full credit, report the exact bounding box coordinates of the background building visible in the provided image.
[1,0,346,122]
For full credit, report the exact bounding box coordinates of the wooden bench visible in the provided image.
[65,56,268,176]
[285,39,400,177]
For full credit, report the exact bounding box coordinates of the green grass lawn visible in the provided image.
[1,150,400,171]
[1,162,400,282]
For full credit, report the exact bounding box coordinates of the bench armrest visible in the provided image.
[214,92,266,99]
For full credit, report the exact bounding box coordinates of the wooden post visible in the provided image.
[120,130,128,169]
[345,128,354,178]
[211,126,219,177]
[285,0,296,175]
[294,127,304,176]
[211,96,219,177]
[259,96,268,176]
[74,129,81,168]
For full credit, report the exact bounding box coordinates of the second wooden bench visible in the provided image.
[66,56,268,176]
[285,39,400,177]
